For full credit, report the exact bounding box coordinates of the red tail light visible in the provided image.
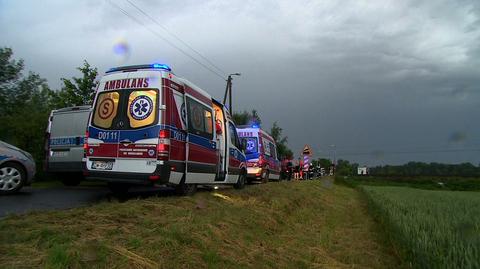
[149,175,160,181]
[159,129,169,138]
[83,130,89,157]
[258,155,264,166]
[157,129,170,160]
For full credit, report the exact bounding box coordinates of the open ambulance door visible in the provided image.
[213,102,228,181]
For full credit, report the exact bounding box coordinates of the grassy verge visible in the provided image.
[361,186,480,269]
[0,179,401,268]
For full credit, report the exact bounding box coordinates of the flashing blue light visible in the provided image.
[106,64,172,73]
[152,63,171,71]
[251,124,259,128]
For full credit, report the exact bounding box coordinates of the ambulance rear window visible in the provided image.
[92,91,120,129]
[241,137,258,153]
[127,90,158,129]
[92,89,158,130]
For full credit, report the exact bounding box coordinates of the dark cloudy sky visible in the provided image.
[1,0,479,165]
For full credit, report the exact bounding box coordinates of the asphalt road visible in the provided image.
[0,180,267,218]
[0,184,176,218]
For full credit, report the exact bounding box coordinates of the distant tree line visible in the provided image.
[369,162,480,177]
[311,158,332,169]
[329,158,480,177]
[0,47,98,171]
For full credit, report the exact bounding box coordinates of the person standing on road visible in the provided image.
[287,160,293,181]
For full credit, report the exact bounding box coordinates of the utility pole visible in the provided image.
[223,73,241,113]
[330,144,336,175]
[330,144,336,165]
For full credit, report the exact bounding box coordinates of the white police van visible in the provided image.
[45,106,91,186]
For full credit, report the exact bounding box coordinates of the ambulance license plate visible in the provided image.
[91,161,114,170]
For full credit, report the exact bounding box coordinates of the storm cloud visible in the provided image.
[1,0,479,165]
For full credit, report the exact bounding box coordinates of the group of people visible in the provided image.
[281,160,331,180]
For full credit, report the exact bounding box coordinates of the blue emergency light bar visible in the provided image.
[237,124,260,129]
[106,63,172,73]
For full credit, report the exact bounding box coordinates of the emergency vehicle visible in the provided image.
[84,64,247,195]
[237,126,281,183]
[45,106,90,186]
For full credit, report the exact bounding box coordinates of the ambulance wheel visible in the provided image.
[175,183,197,196]
[108,183,130,195]
[233,170,246,190]
[175,175,197,196]
[261,169,269,183]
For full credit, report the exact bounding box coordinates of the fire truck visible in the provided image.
[84,64,247,195]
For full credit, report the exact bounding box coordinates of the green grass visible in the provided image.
[361,186,480,269]
[0,179,401,268]
[337,175,480,191]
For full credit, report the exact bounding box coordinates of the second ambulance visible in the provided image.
[237,125,281,183]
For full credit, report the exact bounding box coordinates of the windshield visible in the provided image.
[240,137,258,154]
[92,89,158,130]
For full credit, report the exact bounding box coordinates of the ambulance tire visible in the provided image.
[108,183,130,195]
[233,170,246,189]
[175,175,197,196]
[261,168,269,184]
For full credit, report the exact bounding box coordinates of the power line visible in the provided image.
[124,0,227,76]
[107,0,226,81]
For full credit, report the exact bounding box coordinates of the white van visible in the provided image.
[45,106,91,185]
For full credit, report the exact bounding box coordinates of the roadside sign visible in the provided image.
[302,144,312,156]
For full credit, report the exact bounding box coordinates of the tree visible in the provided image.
[54,60,98,107]
[251,109,261,125]
[232,109,261,126]
[336,159,359,176]
[0,47,55,167]
[317,158,332,169]
[0,47,24,117]
[270,121,293,159]
[368,162,480,177]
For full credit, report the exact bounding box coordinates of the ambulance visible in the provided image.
[84,64,247,195]
[236,126,281,183]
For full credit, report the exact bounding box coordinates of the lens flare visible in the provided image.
[112,39,130,63]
